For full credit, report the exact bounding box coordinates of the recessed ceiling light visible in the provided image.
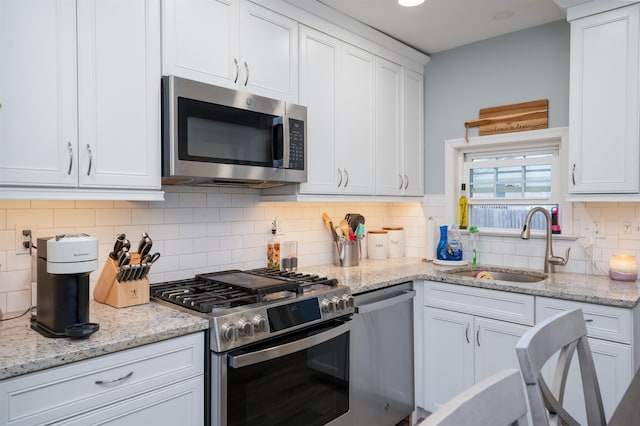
[493,10,515,20]
[399,0,425,7]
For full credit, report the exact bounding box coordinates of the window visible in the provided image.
[444,128,571,234]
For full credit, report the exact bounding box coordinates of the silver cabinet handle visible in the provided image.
[476,326,481,346]
[244,62,249,86]
[572,163,576,186]
[344,169,349,188]
[86,144,93,176]
[337,168,343,187]
[67,142,73,175]
[95,371,133,385]
[398,174,403,190]
[404,174,409,190]
[233,58,239,83]
[465,323,470,343]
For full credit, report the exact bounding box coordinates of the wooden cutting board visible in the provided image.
[464,99,548,140]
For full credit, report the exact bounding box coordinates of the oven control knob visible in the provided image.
[221,322,238,342]
[341,294,354,309]
[252,314,268,333]
[237,317,254,337]
[321,298,335,313]
[333,295,346,311]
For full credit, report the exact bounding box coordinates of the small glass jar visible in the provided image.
[609,254,638,282]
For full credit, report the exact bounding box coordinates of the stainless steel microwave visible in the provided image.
[161,76,306,187]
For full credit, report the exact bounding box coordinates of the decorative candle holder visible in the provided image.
[609,254,638,282]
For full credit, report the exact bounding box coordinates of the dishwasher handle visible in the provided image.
[355,289,416,314]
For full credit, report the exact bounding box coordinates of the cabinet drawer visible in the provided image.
[424,281,535,326]
[536,297,631,344]
[0,333,204,426]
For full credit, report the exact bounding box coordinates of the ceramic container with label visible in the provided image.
[367,230,389,260]
[383,226,404,258]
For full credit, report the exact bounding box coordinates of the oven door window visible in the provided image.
[177,97,283,167]
[226,323,350,426]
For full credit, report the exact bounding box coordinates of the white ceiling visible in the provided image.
[318,0,566,54]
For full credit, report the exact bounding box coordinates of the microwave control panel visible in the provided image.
[288,118,305,170]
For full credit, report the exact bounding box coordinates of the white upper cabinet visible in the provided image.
[402,68,424,196]
[162,0,298,102]
[77,0,161,189]
[0,0,162,196]
[568,4,640,196]
[375,57,403,196]
[0,0,78,187]
[375,61,424,196]
[298,27,375,195]
[297,26,340,194]
[337,44,376,195]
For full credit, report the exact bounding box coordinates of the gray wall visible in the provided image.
[424,20,571,194]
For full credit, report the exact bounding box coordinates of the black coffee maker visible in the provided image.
[31,234,100,338]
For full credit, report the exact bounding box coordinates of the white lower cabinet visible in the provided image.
[536,297,635,424]
[422,281,534,412]
[0,333,205,426]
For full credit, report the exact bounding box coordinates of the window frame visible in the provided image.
[444,127,572,236]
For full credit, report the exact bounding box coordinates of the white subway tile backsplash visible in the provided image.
[7,209,54,229]
[219,207,245,222]
[207,193,232,208]
[179,192,207,208]
[179,253,208,270]
[194,208,220,223]
[164,208,194,224]
[55,209,96,227]
[132,208,164,225]
[6,290,29,314]
[148,224,181,240]
[164,239,194,256]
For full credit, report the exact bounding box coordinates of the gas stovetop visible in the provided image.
[150,268,353,352]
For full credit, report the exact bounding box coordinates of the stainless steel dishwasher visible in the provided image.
[352,281,416,426]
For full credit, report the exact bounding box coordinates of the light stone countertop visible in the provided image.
[302,257,640,308]
[0,301,209,381]
[3,257,640,382]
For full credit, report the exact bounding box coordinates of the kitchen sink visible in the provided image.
[443,267,548,283]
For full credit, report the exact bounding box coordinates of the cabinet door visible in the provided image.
[0,0,77,187]
[55,376,204,426]
[423,307,474,412]
[337,44,375,195]
[568,5,640,194]
[77,0,161,189]
[474,317,530,383]
[240,1,298,102]
[298,26,340,194]
[375,57,403,195]
[402,68,424,196]
[161,0,240,89]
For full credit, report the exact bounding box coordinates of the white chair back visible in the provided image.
[515,308,606,426]
[420,368,529,426]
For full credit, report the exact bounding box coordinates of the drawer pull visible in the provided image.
[95,371,134,385]
[465,323,470,343]
[476,326,481,346]
[585,319,594,323]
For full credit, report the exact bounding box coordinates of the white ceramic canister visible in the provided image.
[367,230,389,260]
[383,226,405,258]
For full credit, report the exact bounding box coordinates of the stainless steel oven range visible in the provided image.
[150,269,354,426]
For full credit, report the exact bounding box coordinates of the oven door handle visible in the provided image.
[228,321,351,369]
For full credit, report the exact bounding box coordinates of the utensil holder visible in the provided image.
[94,253,150,308]
[334,240,361,267]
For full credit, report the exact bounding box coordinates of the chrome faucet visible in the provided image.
[520,207,570,273]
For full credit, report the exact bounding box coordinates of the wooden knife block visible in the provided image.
[94,253,150,308]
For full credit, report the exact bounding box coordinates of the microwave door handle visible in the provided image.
[227,321,351,369]
[282,117,290,168]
